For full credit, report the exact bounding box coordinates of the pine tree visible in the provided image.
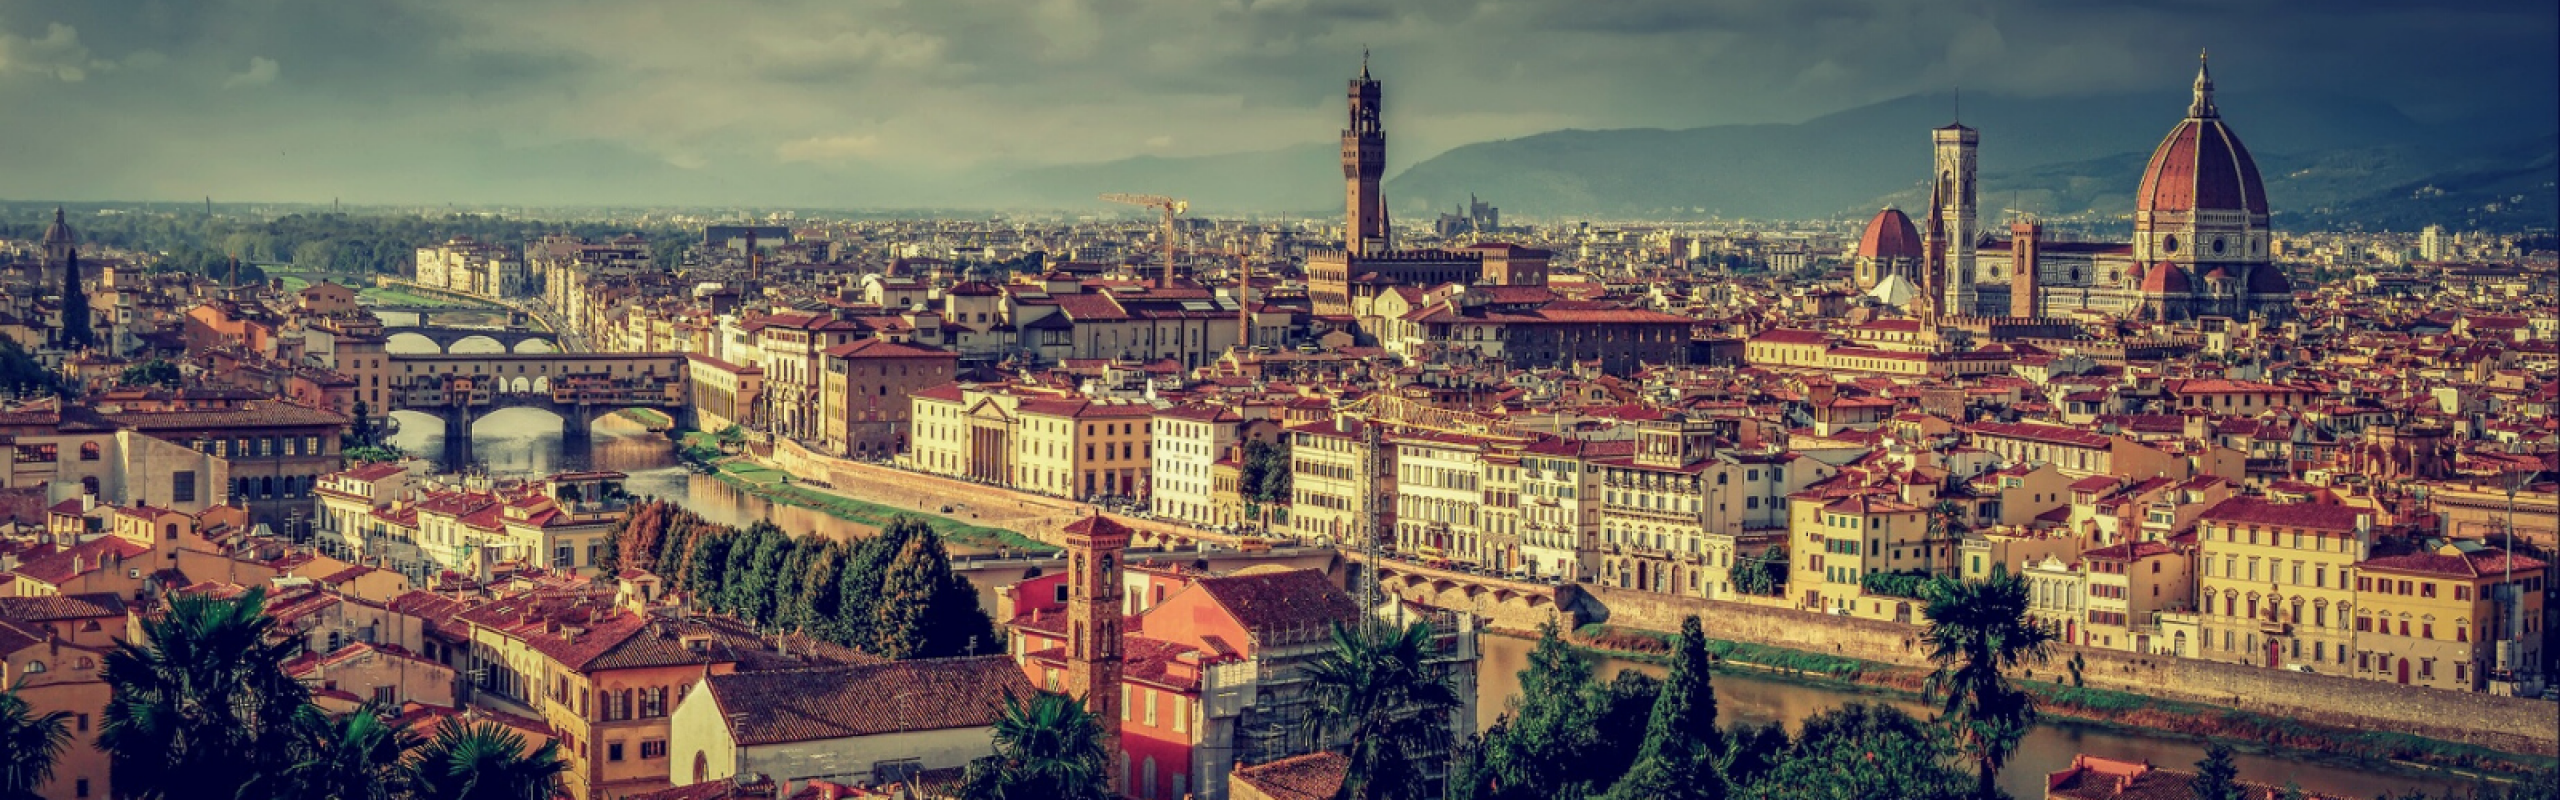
[1484,619,1604,800]
[2190,743,2244,800]
[1601,615,1723,800]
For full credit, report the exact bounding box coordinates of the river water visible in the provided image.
[1474,634,2480,800]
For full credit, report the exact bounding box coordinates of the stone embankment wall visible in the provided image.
[764,440,1247,551]
[1587,586,2559,754]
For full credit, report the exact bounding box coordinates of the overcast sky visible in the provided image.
[3,0,2551,207]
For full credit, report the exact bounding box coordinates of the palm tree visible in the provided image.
[1307,620,1466,800]
[272,704,423,800]
[409,720,567,800]
[1,682,73,800]
[99,587,311,800]
[1918,565,2056,799]
[958,690,1112,800]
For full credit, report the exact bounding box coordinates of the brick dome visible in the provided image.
[2247,264,2293,295]
[1855,207,1923,261]
[2136,56,2269,218]
[2140,262,2192,293]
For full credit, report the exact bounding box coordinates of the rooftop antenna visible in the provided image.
[1953,86,1960,125]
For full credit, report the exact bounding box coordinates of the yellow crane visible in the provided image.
[1100,192,1187,286]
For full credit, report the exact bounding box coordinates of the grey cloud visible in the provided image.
[0,0,2548,206]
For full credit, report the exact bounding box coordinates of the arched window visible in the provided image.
[692,752,708,784]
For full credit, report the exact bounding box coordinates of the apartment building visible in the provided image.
[2352,541,2546,691]
[816,338,957,459]
[2195,499,2370,671]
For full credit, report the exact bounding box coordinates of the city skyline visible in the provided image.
[1,0,2553,208]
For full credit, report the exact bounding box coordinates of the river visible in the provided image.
[1474,634,2479,799]
[381,321,888,542]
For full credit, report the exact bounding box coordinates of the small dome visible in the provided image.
[2141,262,2192,293]
[2203,266,2232,281]
[2247,264,2293,295]
[1856,207,1923,262]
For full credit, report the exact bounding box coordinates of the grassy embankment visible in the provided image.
[711,460,1053,554]
[1555,624,2556,781]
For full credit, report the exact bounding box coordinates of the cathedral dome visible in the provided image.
[2140,262,2192,293]
[2136,56,2268,218]
[2247,264,2293,295]
[1856,207,1923,261]
[41,207,75,246]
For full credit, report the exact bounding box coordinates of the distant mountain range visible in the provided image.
[994,90,2557,231]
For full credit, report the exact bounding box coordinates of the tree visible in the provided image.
[409,720,566,800]
[958,691,1113,800]
[349,399,376,447]
[344,445,403,464]
[1740,703,1972,800]
[1601,616,1723,800]
[870,519,1000,659]
[271,704,421,800]
[2188,743,2243,800]
[99,588,311,800]
[1733,547,1788,597]
[1917,566,2056,800]
[119,359,182,389]
[0,340,62,398]
[60,249,93,350]
[1307,621,1465,800]
[1479,620,1603,800]
[1,681,73,800]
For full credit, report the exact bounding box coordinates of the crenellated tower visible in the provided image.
[1343,52,1389,256]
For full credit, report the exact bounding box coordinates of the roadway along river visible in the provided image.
[1474,633,2477,800]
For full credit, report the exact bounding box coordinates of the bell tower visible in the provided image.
[1932,122,1979,315]
[1343,51,1388,255]
[1060,513,1130,785]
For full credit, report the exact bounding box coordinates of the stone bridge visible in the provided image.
[1372,558,1585,632]
[386,352,688,468]
[384,326,560,354]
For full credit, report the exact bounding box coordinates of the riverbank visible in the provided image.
[1537,626,2555,783]
[706,459,1053,554]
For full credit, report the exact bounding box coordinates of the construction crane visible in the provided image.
[1100,193,1187,286]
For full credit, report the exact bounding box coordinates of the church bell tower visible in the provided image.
[1932,123,1979,315]
[1060,514,1130,788]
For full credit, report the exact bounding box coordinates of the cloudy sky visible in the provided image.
[2,0,2551,208]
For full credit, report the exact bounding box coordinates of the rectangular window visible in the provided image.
[641,739,667,760]
[608,742,624,762]
[173,471,198,504]
[1144,688,1159,726]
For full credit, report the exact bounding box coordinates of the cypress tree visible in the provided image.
[60,249,92,350]
[1602,615,1723,800]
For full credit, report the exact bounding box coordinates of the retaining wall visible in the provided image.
[1585,586,2559,753]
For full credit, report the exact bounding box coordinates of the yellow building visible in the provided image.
[905,383,1156,499]
[1787,490,1932,621]
[2195,499,2370,672]
[2352,542,2547,691]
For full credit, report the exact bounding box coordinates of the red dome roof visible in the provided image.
[2140,262,2192,293]
[2247,264,2293,295]
[2138,59,2268,218]
[1856,207,1923,261]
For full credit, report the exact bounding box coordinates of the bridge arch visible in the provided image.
[447,335,508,354]
[513,338,557,354]
[386,332,441,354]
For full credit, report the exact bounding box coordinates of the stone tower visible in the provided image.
[2010,219,2042,319]
[1343,52,1388,256]
[1933,123,1979,315]
[1060,513,1130,786]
